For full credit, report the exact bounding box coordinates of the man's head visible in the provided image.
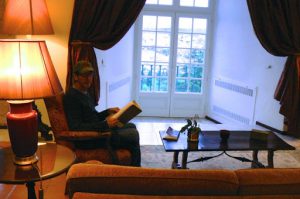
[73,60,94,75]
[73,61,94,92]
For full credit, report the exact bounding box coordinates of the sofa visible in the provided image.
[66,162,300,199]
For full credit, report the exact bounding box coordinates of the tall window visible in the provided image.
[135,0,212,117]
[137,0,211,94]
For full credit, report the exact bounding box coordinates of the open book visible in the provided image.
[111,100,142,127]
[163,127,180,141]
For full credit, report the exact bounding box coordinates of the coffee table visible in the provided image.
[159,130,295,169]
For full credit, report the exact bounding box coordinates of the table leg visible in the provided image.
[172,151,179,169]
[252,150,259,168]
[26,182,37,199]
[181,151,188,169]
[267,150,274,168]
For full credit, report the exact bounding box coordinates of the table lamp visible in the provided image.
[0,40,63,165]
[1,0,54,35]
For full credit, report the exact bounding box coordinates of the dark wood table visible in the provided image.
[160,130,295,169]
[0,142,76,199]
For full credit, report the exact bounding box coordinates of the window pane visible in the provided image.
[189,79,201,93]
[191,49,204,64]
[157,32,170,47]
[156,47,170,62]
[195,0,209,7]
[143,16,156,31]
[146,0,158,4]
[194,18,207,34]
[155,63,168,77]
[176,64,188,77]
[157,16,171,32]
[159,0,173,5]
[178,33,192,48]
[180,0,209,7]
[175,79,188,92]
[180,0,194,7]
[178,18,192,33]
[177,48,190,63]
[141,63,153,76]
[142,47,155,61]
[190,66,203,78]
[142,31,156,46]
[154,78,168,91]
[192,34,205,49]
[141,77,154,91]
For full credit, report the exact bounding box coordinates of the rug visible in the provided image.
[140,145,300,169]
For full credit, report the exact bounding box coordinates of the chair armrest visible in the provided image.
[58,131,111,141]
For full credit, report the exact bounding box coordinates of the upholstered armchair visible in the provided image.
[44,93,131,165]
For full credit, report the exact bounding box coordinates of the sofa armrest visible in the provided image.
[58,131,111,141]
[66,163,239,199]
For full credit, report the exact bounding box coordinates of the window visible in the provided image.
[134,0,213,117]
[138,0,211,94]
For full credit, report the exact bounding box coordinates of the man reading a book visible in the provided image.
[63,61,141,166]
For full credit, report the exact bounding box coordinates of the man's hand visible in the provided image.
[106,116,119,128]
[108,107,120,115]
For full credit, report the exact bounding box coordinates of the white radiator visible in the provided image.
[105,75,131,108]
[211,78,257,125]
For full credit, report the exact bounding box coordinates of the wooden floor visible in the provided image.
[0,116,299,199]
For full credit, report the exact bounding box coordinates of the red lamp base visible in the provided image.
[6,100,39,165]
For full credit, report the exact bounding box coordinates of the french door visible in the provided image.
[134,1,212,117]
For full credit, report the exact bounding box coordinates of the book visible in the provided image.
[163,127,180,141]
[111,100,142,127]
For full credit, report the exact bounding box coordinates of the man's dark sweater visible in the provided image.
[63,87,110,131]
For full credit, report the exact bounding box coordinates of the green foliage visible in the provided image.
[180,118,201,134]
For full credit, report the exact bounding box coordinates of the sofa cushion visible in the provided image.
[236,168,300,195]
[67,164,239,196]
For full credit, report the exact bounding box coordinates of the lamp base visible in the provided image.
[14,153,39,165]
[6,100,39,166]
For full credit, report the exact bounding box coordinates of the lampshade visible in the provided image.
[0,40,62,100]
[1,0,54,35]
[0,39,62,165]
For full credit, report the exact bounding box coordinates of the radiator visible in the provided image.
[211,78,257,125]
[105,75,131,108]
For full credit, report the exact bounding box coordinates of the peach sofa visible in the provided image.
[66,162,300,199]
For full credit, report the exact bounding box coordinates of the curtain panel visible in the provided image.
[67,0,146,104]
[247,0,300,137]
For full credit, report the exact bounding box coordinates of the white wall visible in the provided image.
[95,27,135,111]
[207,0,286,129]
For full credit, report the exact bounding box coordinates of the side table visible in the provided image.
[0,142,76,199]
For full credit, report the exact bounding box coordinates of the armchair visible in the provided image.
[44,93,131,165]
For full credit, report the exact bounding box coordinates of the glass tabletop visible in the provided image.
[0,142,76,184]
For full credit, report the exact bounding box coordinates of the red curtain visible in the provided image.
[67,0,146,104]
[247,0,300,137]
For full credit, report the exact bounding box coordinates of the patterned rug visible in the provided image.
[140,145,300,169]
